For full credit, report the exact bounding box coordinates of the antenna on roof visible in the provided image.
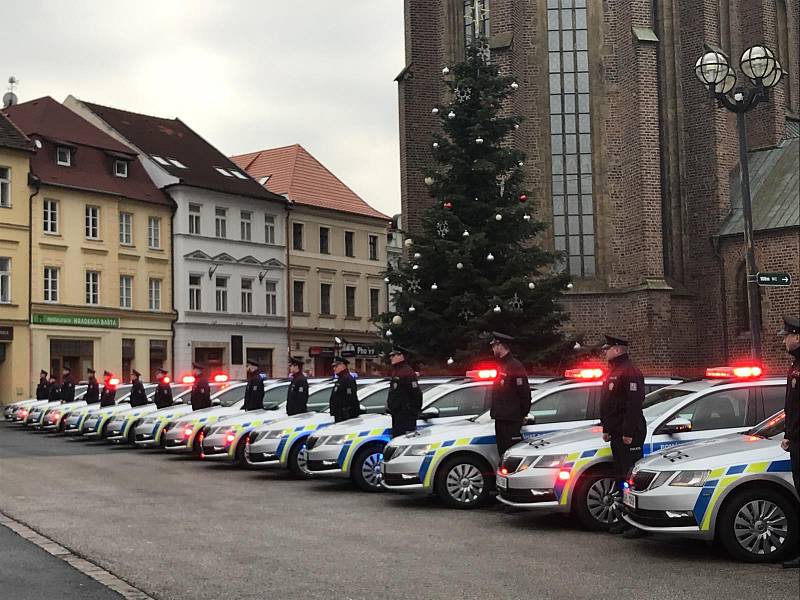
[3,76,19,108]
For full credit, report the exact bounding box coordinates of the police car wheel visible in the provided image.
[57,417,66,433]
[191,430,204,456]
[718,487,799,563]
[233,436,248,465]
[351,444,385,492]
[287,440,312,479]
[435,455,492,509]
[573,470,620,530]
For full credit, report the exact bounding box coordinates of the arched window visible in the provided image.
[463,0,490,53]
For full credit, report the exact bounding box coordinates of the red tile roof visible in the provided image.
[4,97,169,206]
[0,111,34,153]
[231,144,390,221]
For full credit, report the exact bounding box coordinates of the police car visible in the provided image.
[4,398,44,421]
[381,371,681,508]
[40,383,123,433]
[62,385,133,434]
[104,384,193,443]
[6,386,88,424]
[623,411,797,563]
[80,384,158,438]
[496,366,785,528]
[24,387,91,429]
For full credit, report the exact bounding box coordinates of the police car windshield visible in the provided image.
[262,383,289,410]
[746,411,784,439]
[642,387,693,422]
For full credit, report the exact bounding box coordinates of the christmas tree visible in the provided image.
[378,42,571,370]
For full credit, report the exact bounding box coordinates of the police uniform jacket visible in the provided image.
[330,371,359,422]
[60,375,76,403]
[387,361,423,417]
[243,373,264,411]
[153,380,173,410]
[490,353,532,421]
[100,383,117,407]
[286,373,309,416]
[47,383,59,403]
[129,380,148,407]
[36,379,50,401]
[600,354,646,438]
[785,347,800,442]
[84,377,100,404]
[190,375,211,411]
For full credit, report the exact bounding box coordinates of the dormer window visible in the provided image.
[168,158,187,168]
[258,176,270,185]
[152,155,170,166]
[114,160,128,178]
[214,167,233,177]
[231,170,247,180]
[56,146,71,166]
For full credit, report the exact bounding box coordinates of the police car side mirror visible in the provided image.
[660,417,692,435]
[420,407,440,420]
[524,415,536,426]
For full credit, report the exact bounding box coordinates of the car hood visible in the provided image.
[184,405,242,421]
[213,408,289,428]
[636,435,786,472]
[256,412,333,433]
[505,425,606,457]
[388,419,491,447]
[313,413,390,437]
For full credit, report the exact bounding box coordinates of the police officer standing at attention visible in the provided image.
[47,374,59,403]
[129,369,148,407]
[153,368,173,409]
[778,316,800,569]
[36,370,50,401]
[100,371,117,407]
[489,332,532,459]
[329,356,359,422]
[387,346,423,438]
[84,368,100,405]
[190,362,211,411]
[60,366,75,403]
[599,334,646,535]
[243,359,264,411]
[286,357,309,416]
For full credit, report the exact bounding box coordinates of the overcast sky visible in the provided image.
[2,0,405,216]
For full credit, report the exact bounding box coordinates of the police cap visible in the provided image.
[488,331,514,346]
[331,355,349,366]
[156,368,168,375]
[600,334,629,350]
[192,362,204,370]
[288,356,304,368]
[778,316,800,336]
[87,367,96,375]
[246,359,259,368]
[40,369,48,377]
[132,369,141,377]
[388,345,411,357]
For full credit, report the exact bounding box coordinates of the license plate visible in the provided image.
[496,475,508,489]
[623,490,636,509]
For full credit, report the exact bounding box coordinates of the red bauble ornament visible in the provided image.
[443,201,453,209]
[519,194,528,203]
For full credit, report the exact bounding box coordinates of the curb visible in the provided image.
[0,511,155,600]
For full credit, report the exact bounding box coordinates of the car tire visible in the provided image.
[191,429,205,456]
[351,443,386,493]
[573,468,620,531]
[57,416,67,433]
[287,439,312,479]
[99,420,111,440]
[717,487,799,563]
[233,435,249,466]
[435,454,493,509]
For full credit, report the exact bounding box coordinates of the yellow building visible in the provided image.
[6,97,174,387]
[0,111,34,405]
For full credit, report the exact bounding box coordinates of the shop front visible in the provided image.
[0,323,30,405]
[302,337,383,377]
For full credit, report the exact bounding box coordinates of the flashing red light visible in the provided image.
[183,427,193,438]
[499,467,508,476]
[564,368,605,380]
[557,469,571,481]
[181,375,196,384]
[704,365,763,379]
[109,378,121,386]
[225,432,236,444]
[20,409,28,418]
[162,376,171,384]
[466,369,498,380]
[213,374,229,383]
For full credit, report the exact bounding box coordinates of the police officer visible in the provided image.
[286,357,309,416]
[329,356,359,422]
[152,368,173,409]
[36,370,50,400]
[489,332,532,459]
[84,368,100,405]
[99,371,118,407]
[190,362,211,411]
[598,334,646,535]
[387,346,423,438]
[778,316,800,569]
[47,375,59,403]
[243,359,264,411]
[129,369,148,407]
[59,366,75,403]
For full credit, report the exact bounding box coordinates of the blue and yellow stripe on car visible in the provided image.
[555,447,613,504]
[338,428,393,472]
[277,423,332,465]
[417,436,496,489]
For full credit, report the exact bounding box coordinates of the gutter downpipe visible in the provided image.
[27,173,41,396]
[285,199,292,363]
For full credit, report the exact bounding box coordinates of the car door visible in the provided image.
[421,384,490,425]
[758,383,786,423]
[522,385,596,438]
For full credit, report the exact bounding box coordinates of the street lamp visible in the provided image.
[694,44,783,360]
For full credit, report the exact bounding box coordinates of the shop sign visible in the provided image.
[32,314,119,329]
[0,326,13,341]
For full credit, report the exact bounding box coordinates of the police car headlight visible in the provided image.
[325,435,347,445]
[649,471,675,489]
[533,454,568,469]
[406,444,432,457]
[669,470,710,487]
[142,418,156,425]
[261,429,284,439]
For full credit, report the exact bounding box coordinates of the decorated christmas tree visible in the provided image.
[377,42,572,370]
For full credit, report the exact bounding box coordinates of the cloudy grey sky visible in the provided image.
[2,0,405,216]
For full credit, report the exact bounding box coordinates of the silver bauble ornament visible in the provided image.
[383,277,390,283]
[514,123,520,130]
[447,111,456,119]
[573,342,582,350]
[566,282,574,290]
[495,213,502,221]
[386,329,393,337]
[432,142,439,149]
[409,305,416,313]
[462,230,470,237]
[404,238,413,248]
[518,161,524,167]
[412,264,419,270]
[456,262,464,270]
[493,305,502,313]
[424,176,434,186]
[510,81,519,90]
[528,282,536,290]
[391,315,403,326]
[475,137,484,144]
[431,283,438,290]
[446,357,454,366]
[442,67,450,75]
[486,253,495,262]
[432,107,439,114]
[523,214,531,221]
[413,252,421,259]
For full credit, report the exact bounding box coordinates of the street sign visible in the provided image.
[755,272,791,287]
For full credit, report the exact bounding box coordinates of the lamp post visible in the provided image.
[694,44,783,360]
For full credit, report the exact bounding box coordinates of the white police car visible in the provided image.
[62,385,133,434]
[80,384,158,438]
[104,384,193,443]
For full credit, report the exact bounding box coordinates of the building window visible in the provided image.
[265,281,277,315]
[43,199,58,234]
[548,0,595,277]
[368,234,379,261]
[121,338,135,383]
[215,207,227,238]
[344,231,355,257]
[56,146,71,166]
[320,283,332,315]
[43,267,59,303]
[149,278,161,311]
[292,280,305,313]
[292,222,304,250]
[0,257,10,303]
[119,275,132,309]
[119,212,133,245]
[114,160,128,178]
[265,215,276,244]
[189,203,201,235]
[345,286,357,318]
[148,216,161,249]
[85,205,100,240]
[370,288,380,319]
[189,274,202,311]
[215,276,228,312]
[463,0,490,51]
[319,227,330,254]
[85,271,100,305]
[241,278,253,313]
[0,166,10,208]
[240,210,252,241]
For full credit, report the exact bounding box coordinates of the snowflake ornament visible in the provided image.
[455,86,472,102]
[436,221,449,238]
[406,277,421,294]
[508,293,524,312]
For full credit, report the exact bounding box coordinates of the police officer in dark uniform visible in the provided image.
[59,366,75,403]
[152,368,173,409]
[190,362,211,411]
[329,356,359,423]
[47,375,59,403]
[778,316,800,569]
[387,346,423,438]
[286,357,309,416]
[598,334,646,535]
[129,369,148,407]
[100,371,118,407]
[243,359,264,411]
[489,332,532,459]
[84,368,100,405]
[36,370,50,400]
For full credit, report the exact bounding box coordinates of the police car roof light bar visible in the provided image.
[212,373,229,383]
[181,375,196,384]
[466,369,498,380]
[108,378,121,386]
[704,365,763,379]
[564,368,605,380]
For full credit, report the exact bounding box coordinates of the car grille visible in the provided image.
[383,472,420,486]
[498,489,556,504]
[502,456,524,473]
[624,506,696,528]
[632,470,657,491]
[382,445,399,462]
